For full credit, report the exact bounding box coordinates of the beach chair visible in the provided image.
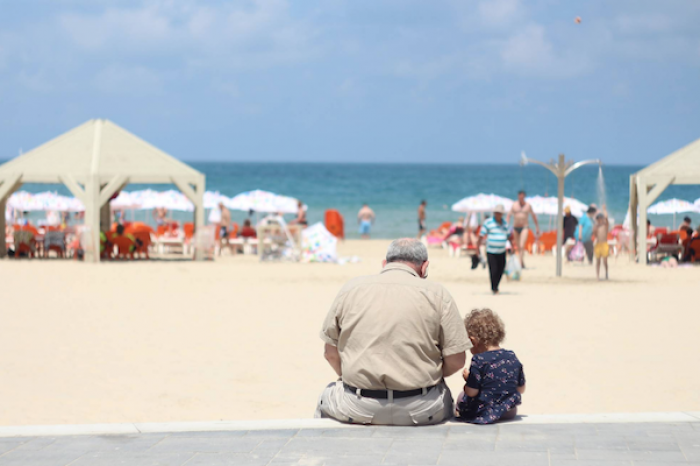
[43,230,66,258]
[130,231,151,259]
[109,234,135,260]
[687,237,700,263]
[648,232,682,262]
[537,231,557,254]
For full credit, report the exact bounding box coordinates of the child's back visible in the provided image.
[458,348,525,424]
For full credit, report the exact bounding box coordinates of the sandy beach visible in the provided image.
[1,240,699,426]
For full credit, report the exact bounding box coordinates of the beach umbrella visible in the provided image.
[451,193,513,213]
[647,198,697,229]
[526,196,587,217]
[695,198,700,211]
[7,191,84,212]
[140,189,194,212]
[110,191,141,209]
[203,191,231,209]
[227,190,302,214]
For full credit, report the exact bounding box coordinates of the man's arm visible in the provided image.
[442,351,466,377]
[324,344,342,376]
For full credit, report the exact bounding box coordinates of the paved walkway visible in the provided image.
[0,420,699,466]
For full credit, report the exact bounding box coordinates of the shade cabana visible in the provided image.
[629,136,700,263]
[0,119,205,262]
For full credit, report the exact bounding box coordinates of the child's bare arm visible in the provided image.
[517,384,526,394]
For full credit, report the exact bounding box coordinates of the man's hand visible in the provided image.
[462,367,470,381]
[443,352,466,377]
[324,344,342,376]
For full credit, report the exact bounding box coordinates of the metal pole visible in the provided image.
[555,154,565,277]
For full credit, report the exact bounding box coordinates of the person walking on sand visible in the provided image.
[578,205,597,265]
[480,205,510,295]
[506,191,539,268]
[357,204,375,239]
[563,206,578,262]
[316,238,470,425]
[418,200,427,238]
[594,208,610,280]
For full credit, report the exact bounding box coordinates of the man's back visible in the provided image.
[321,262,468,391]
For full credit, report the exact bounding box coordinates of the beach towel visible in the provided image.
[569,241,584,262]
[302,223,337,263]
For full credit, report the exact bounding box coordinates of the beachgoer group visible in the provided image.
[316,238,525,426]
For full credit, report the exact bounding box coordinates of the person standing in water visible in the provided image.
[506,191,539,268]
[418,200,427,238]
[357,204,375,239]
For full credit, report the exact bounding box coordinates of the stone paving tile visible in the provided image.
[0,449,86,466]
[183,451,276,466]
[550,460,632,466]
[371,426,449,439]
[148,436,262,453]
[69,450,195,466]
[441,438,496,452]
[167,430,247,438]
[10,437,58,451]
[0,439,28,455]
[296,429,377,438]
[38,434,166,454]
[281,437,393,455]
[438,450,549,466]
[243,429,299,438]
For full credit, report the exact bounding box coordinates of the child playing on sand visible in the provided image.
[594,209,610,280]
[456,309,525,424]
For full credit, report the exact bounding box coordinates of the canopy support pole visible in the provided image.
[172,175,206,260]
[629,175,638,261]
[0,175,23,258]
[636,176,673,265]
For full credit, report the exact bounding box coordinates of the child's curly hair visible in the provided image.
[464,308,505,346]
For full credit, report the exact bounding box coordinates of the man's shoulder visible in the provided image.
[338,273,451,300]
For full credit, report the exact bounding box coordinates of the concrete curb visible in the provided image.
[0,411,698,438]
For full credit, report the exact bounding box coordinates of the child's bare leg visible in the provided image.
[604,257,608,280]
[596,257,601,279]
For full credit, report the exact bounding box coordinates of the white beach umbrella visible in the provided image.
[526,196,587,217]
[647,198,697,215]
[227,190,302,214]
[143,190,194,212]
[110,191,140,209]
[451,193,514,213]
[647,198,697,229]
[7,191,84,212]
[203,191,231,209]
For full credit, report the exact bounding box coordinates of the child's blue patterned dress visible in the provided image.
[457,349,525,424]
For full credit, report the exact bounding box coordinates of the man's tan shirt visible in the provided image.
[320,262,471,391]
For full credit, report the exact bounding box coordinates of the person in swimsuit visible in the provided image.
[152,207,168,226]
[289,200,308,227]
[357,204,375,239]
[418,200,427,238]
[506,191,539,268]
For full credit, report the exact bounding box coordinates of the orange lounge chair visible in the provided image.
[325,209,345,239]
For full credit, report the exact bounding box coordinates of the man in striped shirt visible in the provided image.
[479,204,511,294]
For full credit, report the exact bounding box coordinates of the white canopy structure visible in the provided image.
[0,119,205,261]
[629,136,700,263]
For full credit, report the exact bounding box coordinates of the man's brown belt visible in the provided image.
[343,383,437,399]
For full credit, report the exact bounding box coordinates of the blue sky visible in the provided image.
[1,0,699,164]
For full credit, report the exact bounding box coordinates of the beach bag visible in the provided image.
[505,255,522,281]
[569,241,584,262]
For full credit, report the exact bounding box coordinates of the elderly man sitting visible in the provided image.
[316,238,470,425]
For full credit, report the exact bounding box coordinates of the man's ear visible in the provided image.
[382,259,387,268]
[421,260,429,278]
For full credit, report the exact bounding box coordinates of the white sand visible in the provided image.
[1,240,698,426]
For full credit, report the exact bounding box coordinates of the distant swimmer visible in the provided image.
[506,191,539,269]
[418,200,427,238]
[358,204,375,239]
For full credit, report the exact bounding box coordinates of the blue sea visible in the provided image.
[17,163,700,238]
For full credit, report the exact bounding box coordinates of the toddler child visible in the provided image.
[456,309,525,424]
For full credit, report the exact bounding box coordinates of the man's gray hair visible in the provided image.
[386,238,428,267]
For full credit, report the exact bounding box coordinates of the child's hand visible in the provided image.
[462,367,470,381]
